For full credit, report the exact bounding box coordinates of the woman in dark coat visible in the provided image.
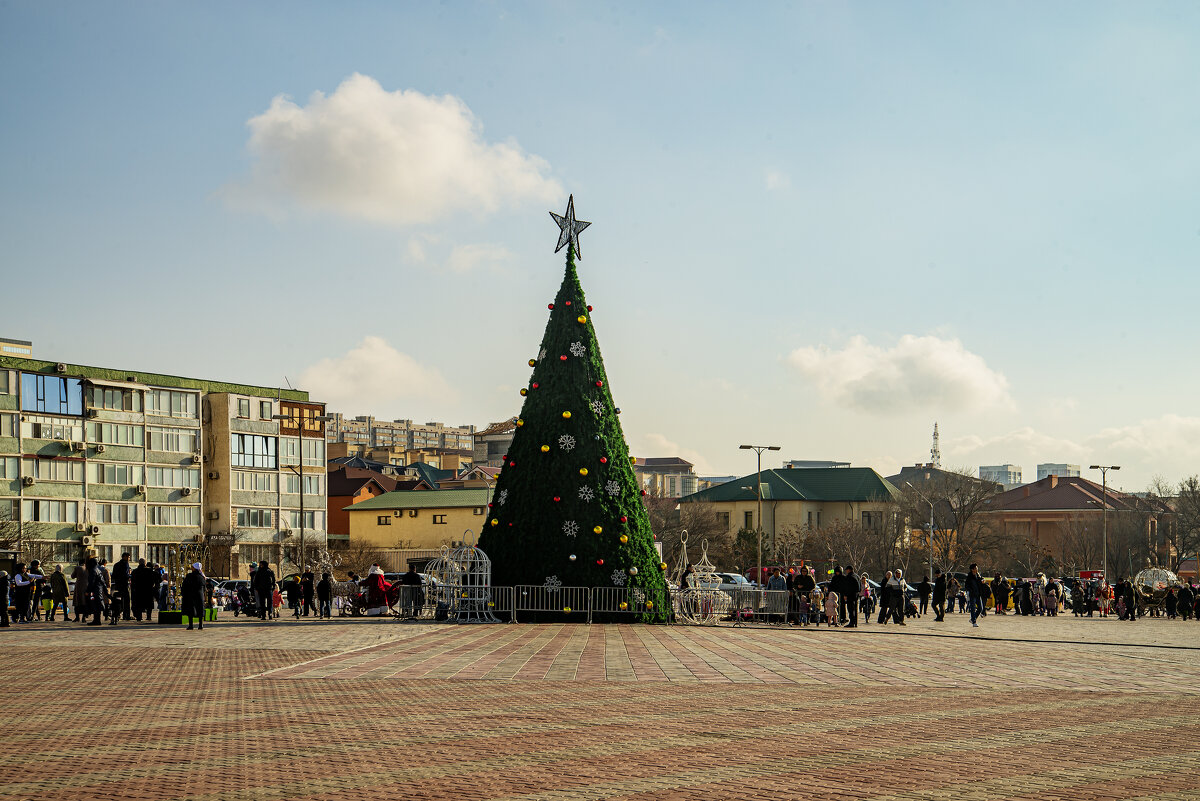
[180,562,207,630]
[85,557,107,625]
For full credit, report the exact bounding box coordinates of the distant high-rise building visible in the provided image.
[0,337,32,357]
[1037,463,1081,481]
[980,464,1023,488]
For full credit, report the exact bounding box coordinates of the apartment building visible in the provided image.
[1037,463,1081,481]
[0,355,325,575]
[980,464,1023,489]
[473,420,516,468]
[325,414,475,453]
[633,457,700,498]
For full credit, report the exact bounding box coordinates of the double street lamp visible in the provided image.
[739,444,780,586]
[1089,464,1120,581]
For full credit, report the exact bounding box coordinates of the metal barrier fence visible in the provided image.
[329,582,802,626]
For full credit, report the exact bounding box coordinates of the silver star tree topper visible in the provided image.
[550,194,591,258]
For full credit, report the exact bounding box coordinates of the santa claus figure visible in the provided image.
[364,565,392,616]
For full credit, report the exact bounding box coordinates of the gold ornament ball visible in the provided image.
[490,519,498,526]
[660,562,668,570]
[516,418,524,427]
[593,525,603,534]
[528,359,536,367]
[619,534,628,543]
[461,592,468,598]
[576,315,587,323]
[562,410,572,419]
[563,606,572,613]
[619,602,628,610]
[541,444,550,453]
[520,388,528,396]
[579,467,588,476]
[645,601,654,609]
[629,456,636,463]
[629,566,638,576]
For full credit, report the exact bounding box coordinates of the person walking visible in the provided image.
[965,563,986,628]
[1178,583,1194,621]
[399,567,423,618]
[29,561,47,621]
[889,570,907,625]
[253,561,276,621]
[11,564,33,623]
[85,556,107,626]
[0,570,10,628]
[301,570,316,618]
[48,565,69,622]
[946,576,961,614]
[917,576,932,617]
[877,570,893,624]
[70,559,88,622]
[993,574,1009,614]
[316,572,333,619]
[932,570,947,622]
[180,562,207,630]
[1122,578,1137,623]
[111,553,133,621]
[130,558,156,622]
[842,565,860,628]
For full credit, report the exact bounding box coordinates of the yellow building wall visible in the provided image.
[348,506,489,549]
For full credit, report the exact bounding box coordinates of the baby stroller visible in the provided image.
[904,597,919,619]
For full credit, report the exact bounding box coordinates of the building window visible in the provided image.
[147,426,197,453]
[279,437,300,466]
[408,510,418,518]
[91,387,140,412]
[0,456,18,479]
[1,499,18,522]
[146,390,197,419]
[237,398,250,419]
[301,438,324,467]
[744,511,754,530]
[146,466,200,488]
[233,471,277,492]
[235,508,273,528]
[21,373,83,416]
[96,503,138,524]
[148,505,200,526]
[87,422,144,446]
[22,458,83,482]
[0,371,9,394]
[433,514,447,524]
[21,499,79,523]
[22,414,83,441]
[89,462,143,486]
[231,434,277,469]
[259,401,272,420]
[717,511,730,530]
[377,515,392,526]
[473,507,484,515]
[0,413,14,437]
[145,544,172,565]
[287,510,320,530]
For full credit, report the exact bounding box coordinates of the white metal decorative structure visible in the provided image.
[422,545,461,616]
[675,534,730,625]
[447,530,499,623]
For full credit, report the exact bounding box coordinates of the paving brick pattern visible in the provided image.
[2,614,1199,800]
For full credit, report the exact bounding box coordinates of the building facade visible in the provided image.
[0,338,33,357]
[344,488,492,549]
[326,414,474,453]
[633,457,701,498]
[980,464,1023,488]
[473,420,516,468]
[0,355,325,576]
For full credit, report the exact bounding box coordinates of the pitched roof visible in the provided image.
[403,461,457,488]
[681,467,900,504]
[981,475,1134,513]
[345,488,492,512]
[476,420,516,436]
[327,466,401,497]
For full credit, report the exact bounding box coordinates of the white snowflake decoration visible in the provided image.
[610,569,626,587]
[569,341,587,358]
[558,434,576,452]
[497,489,508,506]
[544,575,562,592]
[605,480,621,497]
[562,520,579,538]
[589,399,605,416]
[538,347,547,361]
[632,588,646,604]
[578,485,595,502]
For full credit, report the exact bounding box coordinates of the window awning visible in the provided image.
[83,378,149,391]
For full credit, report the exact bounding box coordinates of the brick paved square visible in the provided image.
[2,614,1198,800]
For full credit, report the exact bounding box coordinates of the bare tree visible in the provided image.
[772,523,809,568]
[336,540,395,578]
[1057,514,1101,576]
[1005,535,1053,578]
[905,468,1004,572]
[1168,476,1200,573]
[647,497,731,569]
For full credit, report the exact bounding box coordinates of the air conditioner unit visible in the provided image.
[55,362,67,373]
[71,441,85,452]
[21,476,34,487]
[81,535,93,546]
[74,522,86,533]
[191,453,201,464]
[393,510,401,517]
[207,470,220,480]
[88,525,100,535]
[95,444,106,454]
[86,408,99,418]
[207,511,219,521]
[136,484,146,494]
[180,486,193,496]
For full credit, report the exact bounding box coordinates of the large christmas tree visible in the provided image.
[479,196,669,621]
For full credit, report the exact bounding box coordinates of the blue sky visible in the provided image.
[2,1,1198,490]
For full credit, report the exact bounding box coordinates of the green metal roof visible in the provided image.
[345,488,492,512]
[681,467,901,504]
[404,461,458,488]
[0,355,310,401]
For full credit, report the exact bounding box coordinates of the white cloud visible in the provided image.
[637,433,714,475]
[786,334,1013,414]
[765,169,792,191]
[446,243,513,273]
[225,73,561,225]
[299,336,455,414]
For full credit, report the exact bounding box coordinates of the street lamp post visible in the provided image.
[739,444,780,586]
[906,481,935,586]
[275,410,334,576]
[1089,465,1120,581]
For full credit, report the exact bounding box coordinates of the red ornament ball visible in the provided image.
[553,496,561,502]
[548,303,554,309]
[620,516,628,523]
[595,381,604,387]
[565,300,572,306]
[640,490,647,496]
[487,503,494,509]
[587,305,593,311]
[508,460,516,467]
[600,457,608,464]
[560,355,567,361]
[532,382,539,389]
[596,559,604,565]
